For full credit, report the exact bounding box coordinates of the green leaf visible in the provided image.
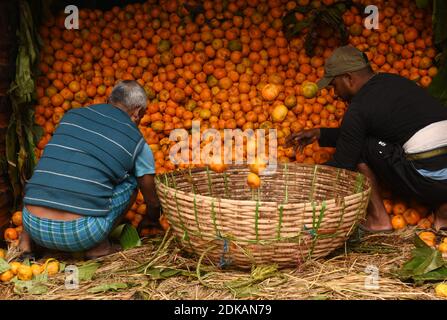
[144,267,185,280]
[12,278,48,295]
[230,286,260,299]
[77,262,101,282]
[87,282,128,294]
[413,266,447,281]
[397,236,447,281]
[413,249,444,275]
[120,224,141,250]
[33,272,48,283]
[110,224,126,240]
[0,258,11,273]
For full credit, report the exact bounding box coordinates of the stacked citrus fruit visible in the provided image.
[0,258,60,283]
[28,0,438,231]
[124,190,170,234]
[3,211,23,245]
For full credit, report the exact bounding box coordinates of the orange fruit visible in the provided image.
[435,284,447,298]
[271,104,288,122]
[392,201,407,215]
[209,162,227,173]
[31,264,43,276]
[383,199,393,215]
[0,270,14,282]
[4,228,18,241]
[159,214,170,231]
[301,82,318,99]
[248,157,267,175]
[17,265,33,281]
[417,218,432,229]
[391,215,407,230]
[438,243,447,254]
[261,84,280,101]
[136,192,144,204]
[419,231,436,247]
[0,248,5,259]
[11,211,22,227]
[45,261,60,276]
[140,228,163,237]
[403,209,421,225]
[136,204,147,215]
[247,172,261,189]
[9,262,21,275]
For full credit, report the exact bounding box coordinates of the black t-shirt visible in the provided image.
[319,73,447,170]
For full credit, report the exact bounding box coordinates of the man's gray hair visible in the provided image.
[109,80,147,111]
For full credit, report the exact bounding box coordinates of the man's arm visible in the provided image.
[319,128,340,148]
[133,142,162,227]
[324,106,367,170]
[137,174,161,222]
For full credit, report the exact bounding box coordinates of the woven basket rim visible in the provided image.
[155,163,371,206]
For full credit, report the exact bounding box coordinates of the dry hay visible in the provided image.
[0,227,441,300]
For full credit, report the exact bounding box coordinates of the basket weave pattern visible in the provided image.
[156,163,371,269]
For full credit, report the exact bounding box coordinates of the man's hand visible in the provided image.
[285,128,321,153]
[137,174,162,229]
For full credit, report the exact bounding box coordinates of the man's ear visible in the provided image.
[344,73,356,87]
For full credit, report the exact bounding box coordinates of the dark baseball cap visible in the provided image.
[317,45,370,89]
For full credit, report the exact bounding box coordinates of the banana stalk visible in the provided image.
[6,0,42,208]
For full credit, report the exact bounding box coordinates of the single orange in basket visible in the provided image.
[248,157,267,175]
[209,162,227,173]
[247,172,261,189]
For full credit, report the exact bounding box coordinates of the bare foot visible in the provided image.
[85,240,121,260]
[434,203,447,231]
[362,213,393,232]
[357,163,393,232]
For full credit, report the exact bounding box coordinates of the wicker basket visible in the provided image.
[155,163,371,269]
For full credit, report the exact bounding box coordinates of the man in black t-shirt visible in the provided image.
[287,46,447,232]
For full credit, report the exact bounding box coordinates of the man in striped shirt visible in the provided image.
[20,80,160,259]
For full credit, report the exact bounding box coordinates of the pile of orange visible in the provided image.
[3,211,23,245]
[0,259,60,283]
[418,231,447,254]
[123,190,170,235]
[28,0,438,231]
[384,197,437,231]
